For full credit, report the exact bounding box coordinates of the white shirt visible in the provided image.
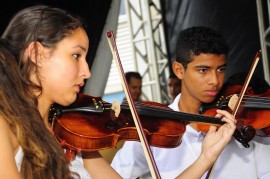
[111,94,270,179]
[69,152,92,179]
[15,147,91,178]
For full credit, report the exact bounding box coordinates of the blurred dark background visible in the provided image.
[161,0,268,80]
[0,0,112,68]
[0,0,268,82]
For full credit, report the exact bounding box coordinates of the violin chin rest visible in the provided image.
[241,126,256,142]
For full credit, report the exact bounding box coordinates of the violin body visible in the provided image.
[199,85,270,140]
[225,85,270,135]
[52,93,185,153]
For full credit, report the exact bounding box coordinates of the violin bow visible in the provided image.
[231,50,261,116]
[106,31,161,179]
[206,50,262,179]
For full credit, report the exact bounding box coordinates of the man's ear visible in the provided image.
[25,41,44,66]
[172,61,185,80]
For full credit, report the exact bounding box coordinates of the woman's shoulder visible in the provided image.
[0,115,19,151]
[0,115,13,138]
[0,115,21,178]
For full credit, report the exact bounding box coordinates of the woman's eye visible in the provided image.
[73,54,81,59]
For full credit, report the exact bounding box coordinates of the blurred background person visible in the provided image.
[167,74,182,104]
[122,71,142,103]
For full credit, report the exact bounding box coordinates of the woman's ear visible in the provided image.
[172,61,185,80]
[24,41,44,66]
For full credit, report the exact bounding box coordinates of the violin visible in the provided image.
[51,93,229,153]
[199,84,270,142]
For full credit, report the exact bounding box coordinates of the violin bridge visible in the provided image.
[111,99,121,117]
[228,94,239,111]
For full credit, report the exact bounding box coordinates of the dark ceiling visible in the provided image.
[0,0,112,67]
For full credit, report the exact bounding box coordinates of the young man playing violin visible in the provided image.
[111,26,270,179]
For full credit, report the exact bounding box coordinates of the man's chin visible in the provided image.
[202,97,216,104]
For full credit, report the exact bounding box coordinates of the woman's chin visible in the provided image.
[60,95,77,106]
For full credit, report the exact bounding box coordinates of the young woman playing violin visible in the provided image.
[0,39,71,178]
[2,5,120,179]
[1,5,237,179]
[112,27,270,179]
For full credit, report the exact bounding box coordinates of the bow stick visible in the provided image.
[106,30,161,179]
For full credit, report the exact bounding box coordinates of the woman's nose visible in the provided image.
[82,61,91,79]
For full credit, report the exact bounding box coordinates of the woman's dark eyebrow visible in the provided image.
[73,45,87,52]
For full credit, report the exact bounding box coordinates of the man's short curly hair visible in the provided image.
[175,26,229,69]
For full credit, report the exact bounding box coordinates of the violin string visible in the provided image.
[242,95,270,101]
[241,95,270,107]
[121,102,225,124]
[120,94,270,124]
[121,95,270,116]
[221,95,270,107]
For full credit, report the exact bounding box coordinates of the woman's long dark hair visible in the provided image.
[0,5,81,178]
